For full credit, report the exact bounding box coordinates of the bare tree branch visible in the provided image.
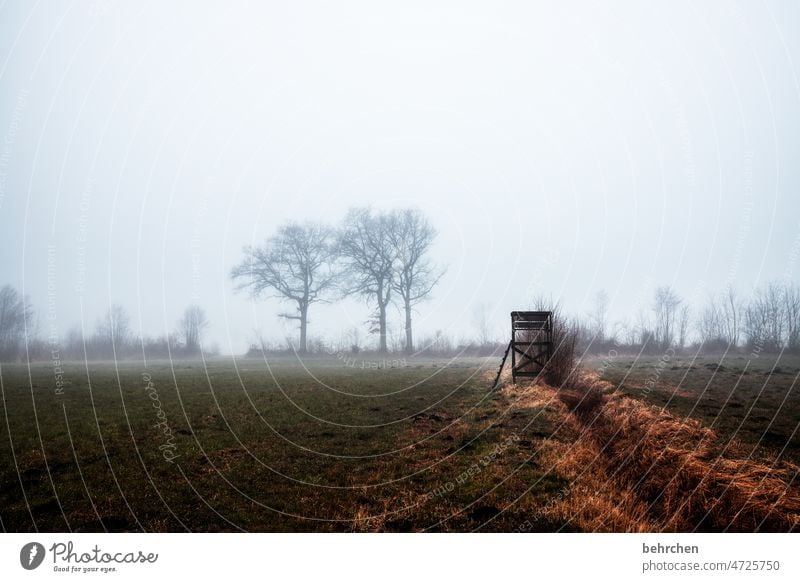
[231,222,340,353]
[388,208,445,353]
[338,208,398,353]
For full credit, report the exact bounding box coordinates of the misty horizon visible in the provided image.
[2,1,799,354]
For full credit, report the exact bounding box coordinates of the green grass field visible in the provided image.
[592,352,800,462]
[1,353,797,532]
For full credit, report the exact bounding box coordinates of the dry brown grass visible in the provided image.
[588,388,800,531]
[502,370,800,532]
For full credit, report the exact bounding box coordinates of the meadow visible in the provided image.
[0,353,797,532]
[593,353,800,463]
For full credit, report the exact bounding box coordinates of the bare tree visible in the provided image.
[339,208,397,353]
[62,325,84,360]
[785,283,800,351]
[472,302,493,347]
[741,281,800,352]
[620,318,638,346]
[745,292,768,350]
[746,283,786,351]
[589,289,609,343]
[652,286,681,350]
[677,304,691,350]
[766,283,786,348]
[389,209,444,353]
[698,294,723,346]
[0,285,32,360]
[231,222,339,353]
[697,287,742,351]
[632,309,647,345]
[348,326,361,353]
[96,305,131,353]
[721,286,742,347]
[178,305,208,353]
[419,329,453,355]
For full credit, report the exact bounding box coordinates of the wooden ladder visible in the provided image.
[491,341,513,390]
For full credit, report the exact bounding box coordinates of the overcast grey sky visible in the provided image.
[1,1,799,353]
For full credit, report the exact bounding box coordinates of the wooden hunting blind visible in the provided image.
[491,310,554,389]
[510,311,553,382]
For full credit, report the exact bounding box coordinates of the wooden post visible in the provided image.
[511,312,518,383]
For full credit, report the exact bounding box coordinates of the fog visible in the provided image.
[1,1,799,354]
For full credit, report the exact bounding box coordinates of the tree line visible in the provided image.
[0,287,211,361]
[2,241,799,362]
[576,282,800,355]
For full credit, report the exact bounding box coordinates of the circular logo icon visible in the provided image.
[20,542,45,570]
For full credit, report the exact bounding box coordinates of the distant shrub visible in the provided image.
[523,300,579,387]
